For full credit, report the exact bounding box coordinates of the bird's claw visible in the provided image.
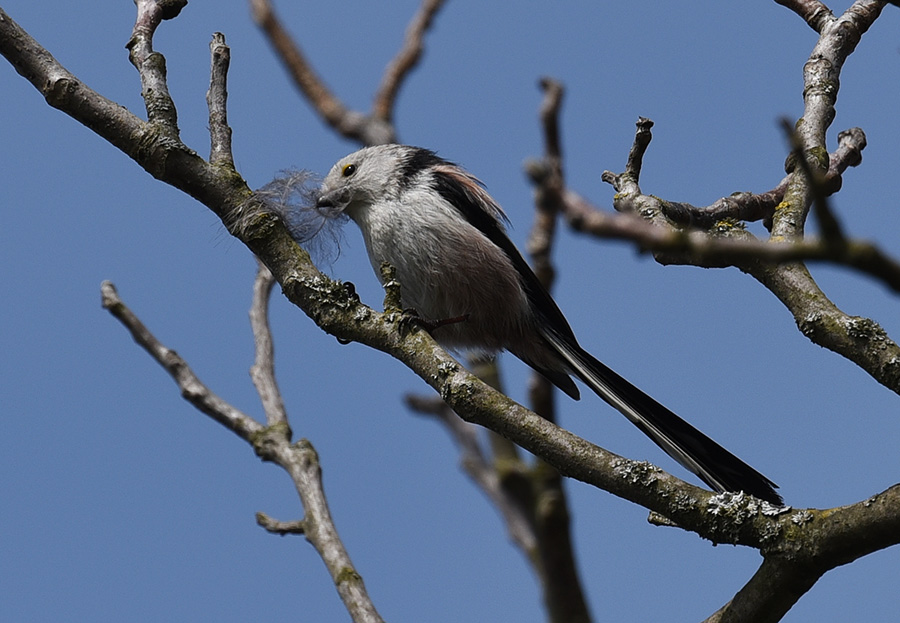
[399,308,470,335]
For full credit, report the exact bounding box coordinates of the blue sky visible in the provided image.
[2,1,899,621]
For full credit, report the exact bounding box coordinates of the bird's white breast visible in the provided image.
[347,187,532,352]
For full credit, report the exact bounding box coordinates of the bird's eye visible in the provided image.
[341,163,357,177]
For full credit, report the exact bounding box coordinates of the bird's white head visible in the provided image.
[316,144,421,216]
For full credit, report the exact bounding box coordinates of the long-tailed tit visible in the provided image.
[315,144,781,504]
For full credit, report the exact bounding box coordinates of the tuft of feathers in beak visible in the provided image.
[255,169,348,263]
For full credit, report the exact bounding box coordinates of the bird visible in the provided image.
[315,144,782,505]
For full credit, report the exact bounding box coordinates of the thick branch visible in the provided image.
[705,557,824,623]
[708,483,900,622]
[748,262,900,395]
[0,9,151,160]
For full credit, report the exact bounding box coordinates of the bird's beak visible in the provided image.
[315,187,350,214]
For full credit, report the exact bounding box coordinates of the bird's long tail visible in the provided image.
[541,328,782,505]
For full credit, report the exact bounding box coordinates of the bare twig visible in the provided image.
[207,32,235,168]
[601,117,654,199]
[249,261,290,427]
[249,0,399,145]
[661,127,866,228]
[100,281,264,441]
[248,0,388,143]
[537,77,564,162]
[250,0,445,145]
[256,512,306,535]
[773,0,834,31]
[259,438,386,623]
[100,275,384,623]
[525,78,565,408]
[126,0,182,133]
[373,0,447,122]
[405,394,539,554]
[524,77,592,623]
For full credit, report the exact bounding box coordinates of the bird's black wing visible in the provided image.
[427,163,582,398]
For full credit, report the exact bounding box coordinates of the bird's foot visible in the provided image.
[399,308,470,335]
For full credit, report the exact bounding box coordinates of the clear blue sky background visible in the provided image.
[2,1,899,621]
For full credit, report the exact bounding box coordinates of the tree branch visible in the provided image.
[249,0,445,144]
[126,0,185,133]
[0,8,150,161]
[207,32,235,168]
[559,33,900,395]
[404,393,539,555]
[247,0,394,144]
[564,191,900,295]
[249,261,290,427]
[100,281,264,442]
[704,557,824,623]
[774,0,834,32]
[256,512,306,535]
[775,4,876,239]
[261,438,386,623]
[708,483,900,622]
[6,3,900,621]
[372,0,447,122]
[658,126,866,229]
[99,278,385,623]
[524,76,592,623]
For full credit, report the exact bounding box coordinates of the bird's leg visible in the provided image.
[399,308,470,335]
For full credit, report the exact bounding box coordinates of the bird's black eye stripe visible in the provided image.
[342,163,357,177]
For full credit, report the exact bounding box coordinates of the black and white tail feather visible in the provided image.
[540,326,781,503]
